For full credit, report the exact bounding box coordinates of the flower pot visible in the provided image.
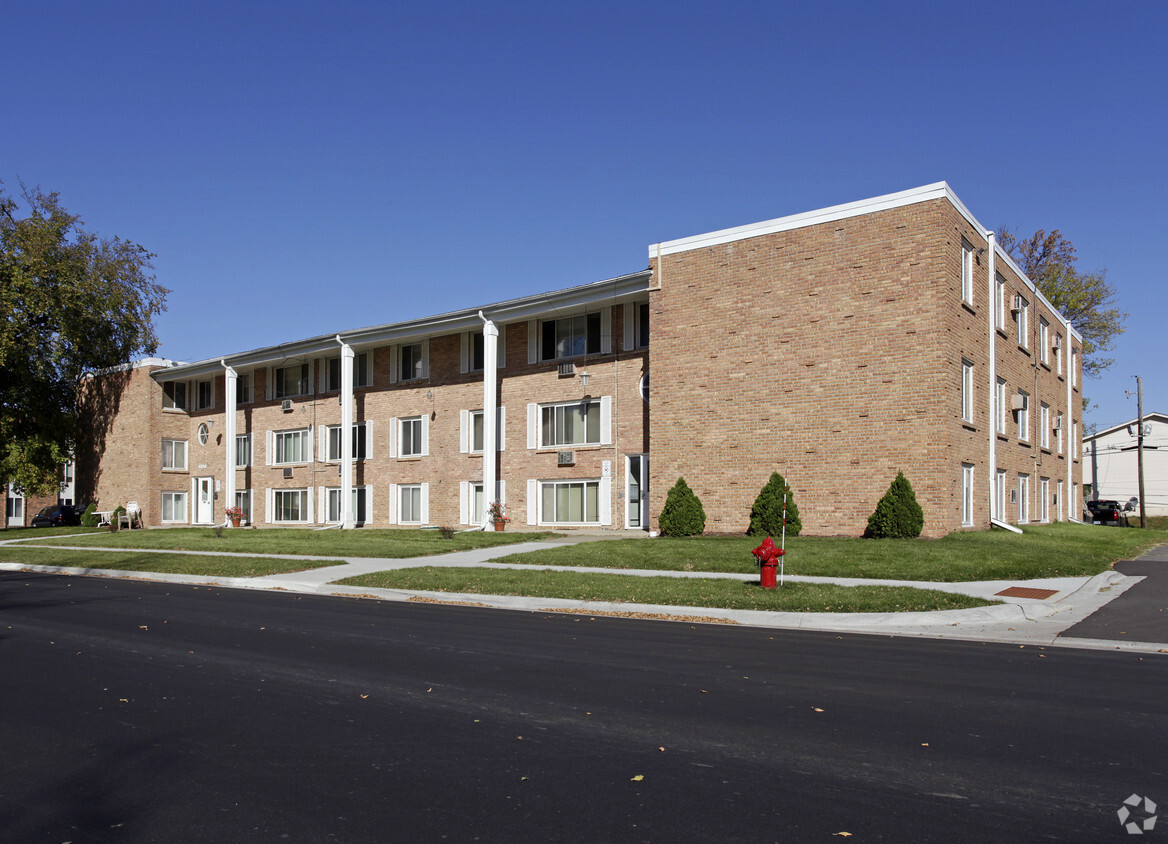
[494,519,506,532]
[230,516,242,528]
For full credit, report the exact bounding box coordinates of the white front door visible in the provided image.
[195,477,215,524]
[625,454,649,530]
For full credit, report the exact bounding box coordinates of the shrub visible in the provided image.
[659,477,706,537]
[866,471,925,538]
[80,503,99,527]
[748,472,802,537]
[111,505,126,531]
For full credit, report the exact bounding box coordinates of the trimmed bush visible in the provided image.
[748,472,802,537]
[659,477,706,537]
[866,471,925,538]
[111,505,126,530]
[80,503,100,527]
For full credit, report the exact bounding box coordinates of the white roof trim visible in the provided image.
[1085,412,1168,442]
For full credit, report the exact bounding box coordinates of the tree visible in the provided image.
[658,477,706,536]
[747,471,802,536]
[997,227,1126,379]
[865,471,924,539]
[1,182,167,495]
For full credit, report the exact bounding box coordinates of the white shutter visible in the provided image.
[265,487,274,524]
[527,403,538,449]
[623,303,635,351]
[421,338,430,379]
[364,421,374,459]
[421,413,430,456]
[599,477,612,526]
[459,333,469,374]
[496,479,506,505]
[319,426,330,462]
[459,410,470,454]
[527,479,538,525]
[306,425,315,462]
[459,481,470,525]
[388,418,398,458]
[306,362,315,396]
[265,431,274,466]
[420,482,430,523]
[265,367,274,401]
[527,319,538,364]
[318,487,328,523]
[306,486,315,523]
[497,324,507,369]
[389,346,399,384]
[600,395,613,445]
[387,484,398,525]
[600,306,612,354]
[363,486,374,525]
[497,406,506,451]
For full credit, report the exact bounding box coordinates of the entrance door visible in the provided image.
[5,484,24,527]
[625,454,649,530]
[195,477,215,524]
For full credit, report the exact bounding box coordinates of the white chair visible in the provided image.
[118,501,142,529]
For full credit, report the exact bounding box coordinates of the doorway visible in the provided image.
[625,454,649,530]
[195,477,215,525]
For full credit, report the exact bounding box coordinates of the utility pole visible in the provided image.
[1136,376,1147,529]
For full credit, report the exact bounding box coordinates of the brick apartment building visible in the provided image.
[73,182,1083,537]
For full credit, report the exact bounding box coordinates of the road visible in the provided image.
[2,571,1165,842]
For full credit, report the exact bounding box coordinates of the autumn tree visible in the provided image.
[997,227,1125,379]
[1,182,168,495]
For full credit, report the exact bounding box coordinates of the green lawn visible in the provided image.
[0,547,336,577]
[12,527,552,558]
[491,522,1168,581]
[338,567,994,613]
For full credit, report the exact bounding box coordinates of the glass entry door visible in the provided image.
[625,454,648,530]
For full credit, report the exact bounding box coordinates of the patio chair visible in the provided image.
[118,501,142,529]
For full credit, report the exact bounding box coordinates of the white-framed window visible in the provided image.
[271,488,311,523]
[961,239,974,305]
[536,312,609,362]
[325,353,372,392]
[1073,483,1080,520]
[1018,474,1030,523]
[162,438,188,471]
[389,483,428,525]
[1039,319,1050,366]
[995,274,1007,331]
[460,327,506,373]
[270,428,312,465]
[236,433,252,469]
[1056,412,1065,454]
[994,469,1007,521]
[961,463,975,527]
[1070,347,1078,388]
[163,381,188,411]
[236,372,253,404]
[961,358,974,424]
[1015,296,1029,347]
[273,363,312,399]
[467,332,485,372]
[996,378,1008,435]
[640,371,650,403]
[1040,403,1050,449]
[1055,334,1064,375]
[323,486,371,525]
[1039,477,1050,523]
[325,422,371,461]
[389,416,428,458]
[1016,391,1029,441]
[1057,480,1064,521]
[1072,419,1080,459]
[531,398,612,448]
[235,489,253,523]
[161,491,187,523]
[394,342,427,382]
[460,408,506,454]
[459,480,505,526]
[623,301,650,350]
[195,379,214,410]
[535,479,608,525]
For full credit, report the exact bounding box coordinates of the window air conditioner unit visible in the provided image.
[1011,395,1027,411]
[1053,417,1062,430]
[557,362,576,377]
[283,467,293,479]
[557,450,575,466]
[1053,335,1062,349]
[1011,295,1024,314]
[281,399,293,412]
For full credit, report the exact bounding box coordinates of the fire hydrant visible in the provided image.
[751,536,785,589]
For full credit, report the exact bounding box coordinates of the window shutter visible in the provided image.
[420,482,430,524]
[497,323,507,369]
[265,431,274,466]
[421,338,430,379]
[319,426,329,461]
[600,307,612,354]
[389,346,399,384]
[265,487,273,524]
[387,484,398,525]
[527,404,538,450]
[527,319,538,364]
[265,367,274,401]
[600,396,613,445]
[306,425,314,462]
[363,486,373,525]
[459,333,469,374]
[624,303,635,351]
[599,477,612,526]
[527,479,538,525]
[306,486,315,524]
[318,487,327,522]
[497,406,506,451]
[388,418,398,458]
[364,421,374,459]
[459,481,470,525]
[459,410,469,453]
[421,413,430,456]
[496,479,506,506]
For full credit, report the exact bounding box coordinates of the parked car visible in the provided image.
[30,504,83,528]
[1084,499,1128,527]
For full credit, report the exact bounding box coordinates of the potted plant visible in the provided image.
[225,506,245,528]
[487,500,509,531]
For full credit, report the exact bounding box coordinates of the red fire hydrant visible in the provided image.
[751,536,785,589]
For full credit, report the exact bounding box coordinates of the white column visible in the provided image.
[338,337,355,529]
[479,312,498,529]
[985,232,997,522]
[222,362,238,526]
[1065,320,1075,521]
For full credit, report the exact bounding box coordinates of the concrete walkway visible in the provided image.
[2,532,1164,654]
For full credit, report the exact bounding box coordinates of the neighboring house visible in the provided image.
[2,462,77,528]
[1084,413,1168,515]
[75,182,1084,537]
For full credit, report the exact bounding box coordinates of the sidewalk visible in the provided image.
[3,533,1165,654]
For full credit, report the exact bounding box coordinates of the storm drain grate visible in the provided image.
[995,586,1059,600]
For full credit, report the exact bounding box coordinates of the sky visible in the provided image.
[4,0,1166,431]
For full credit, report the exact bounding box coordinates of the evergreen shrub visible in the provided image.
[748,472,802,536]
[659,477,706,537]
[866,471,925,538]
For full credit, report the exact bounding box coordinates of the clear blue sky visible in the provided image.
[5,0,1165,430]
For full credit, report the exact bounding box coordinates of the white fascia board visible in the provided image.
[82,357,186,380]
[150,270,652,382]
[1086,412,1168,442]
[993,247,1084,343]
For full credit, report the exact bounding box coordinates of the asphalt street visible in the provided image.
[2,571,1165,843]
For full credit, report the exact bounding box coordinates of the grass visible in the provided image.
[0,547,337,577]
[12,527,552,558]
[337,567,994,613]
[491,522,1168,582]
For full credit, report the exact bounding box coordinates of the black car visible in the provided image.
[30,504,82,528]
[1084,499,1128,527]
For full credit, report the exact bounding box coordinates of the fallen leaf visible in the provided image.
[138,626,148,630]
[658,747,666,752]
[360,694,369,699]
[631,775,644,782]
[814,707,825,712]
[118,699,128,703]
[834,833,852,838]
[921,743,929,747]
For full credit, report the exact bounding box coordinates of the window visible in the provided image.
[541,400,601,447]
[1072,420,1079,459]
[961,359,974,424]
[961,464,975,527]
[400,343,424,381]
[161,491,187,523]
[542,313,602,361]
[1015,296,1029,347]
[273,428,311,465]
[1040,403,1050,449]
[273,489,310,523]
[399,484,423,524]
[1039,319,1050,366]
[326,423,369,461]
[996,379,1008,434]
[1056,412,1064,454]
[236,372,253,404]
[467,482,485,525]
[1055,334,1063,375]
[1057,480,1064,521]
[635,302,650,348]
[541,479,600,524]
[1016,391,1029,441]
[163,381,188,411]
[197,423,210,446]
[961,240,974,305]
[162,439,188,471]
[236,434,252,469]
[274,363,311,399]
[469,332,485,372]
[1070,347,1078,388]
[995,469,1007,521]
[326,353,372,391]
[995,274,1007,331]
[1018,475,1030,523]
[470,411,484,453]
[1039,478,1050,523]
[390,416,428,458]
[196,379,214,410]
[640,371,650,403]
[325,487,369,525]
[234,490,252,523]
